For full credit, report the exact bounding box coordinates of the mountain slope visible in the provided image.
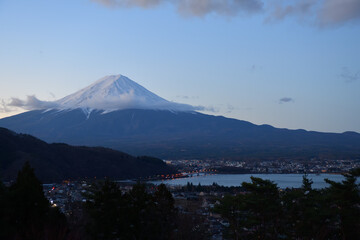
[14,74,198,113]
[0,127,175,182]
[1,109,360,160]
[56,75,171,111]
[2,74,360,160]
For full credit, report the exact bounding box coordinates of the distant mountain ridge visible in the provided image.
[1,74,360,160]
[1,108,360,160]
[0,127,175,182]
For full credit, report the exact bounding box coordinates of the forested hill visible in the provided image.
[0,127,174,182]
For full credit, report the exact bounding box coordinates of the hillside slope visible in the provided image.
[0,127,174,182]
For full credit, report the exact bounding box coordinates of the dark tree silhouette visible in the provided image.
[0,162,67,240]
[85,180,127,240]
[153,184,177,239]
[85,181,178,240]
[215,177,283,239]
[325,170,360,239]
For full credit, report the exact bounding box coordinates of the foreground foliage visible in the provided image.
[1,162,359,240]
[85,181,209,240]
[0,162,67,240]
[215,169,360,240]
[85,181,177,240]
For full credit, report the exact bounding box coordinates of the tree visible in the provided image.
[0,179,5,193]
[215,177,283,239]
[85,180,127,240]
[324,169,360,239]
[125,182,159,239]
[282,174,333,239]
[85,181,178,240]
[0,179,8,239]
[0,161,67,240]
[213,194,245,240]
[153,184,177,239]
[241,177,283,239]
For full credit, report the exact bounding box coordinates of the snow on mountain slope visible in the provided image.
[9,75,201,113]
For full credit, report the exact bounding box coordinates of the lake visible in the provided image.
[150,173,345,189]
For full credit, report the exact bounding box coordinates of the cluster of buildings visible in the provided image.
[172,189,229,239]
[43,181,89,215]
[42,179,233,239]
[166,158,360,174]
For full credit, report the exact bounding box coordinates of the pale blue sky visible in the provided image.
[0,0,359,133]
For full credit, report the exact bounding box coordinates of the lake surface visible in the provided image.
[150,173,345,189]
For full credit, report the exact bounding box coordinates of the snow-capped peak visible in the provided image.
[9,75,200,113]
[55,74,196,112]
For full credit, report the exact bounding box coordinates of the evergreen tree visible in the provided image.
[324,169,360,239]
[4,162,50,239]
[125,182,157,239]
[86,181,177,240]
[153,184,177,239]
[0,179,5,193]
[0,161,67,240]
[213,194,245,240]
[282,174,333,239]
[85,180,127,240]
[215,177,283,239]
[0,179,8,239]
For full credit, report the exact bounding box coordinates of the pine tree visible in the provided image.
[86,179,127,240]
[0,179,8,239]
[325,169,360,239]
[282,174,331,239]
[4,161,50,239]
[213,194,245,240]
[241,177,283,239]
[1,161,68,240]
[153,184,177,239]
[215,177,283,239]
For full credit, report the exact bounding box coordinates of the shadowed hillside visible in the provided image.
[0,127,175,182]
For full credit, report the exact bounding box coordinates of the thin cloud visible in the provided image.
[177,0,264,17]
[340,68,360,83]
[266,0,317,22]
[266,0,360,27]
[279,97,294,104]
[225,104,235,113]
[250,64,263,72]
[176,95,189,99]
[176,95,199,99]
[319,0,360,26]
[0,99,12,113]
[92,0,360,26]
[91,0,264,17]
[192,105,217,112]
[91,0,163,8]
[49,92,56,99]
[8,95,59,110]
[7,94,207,113]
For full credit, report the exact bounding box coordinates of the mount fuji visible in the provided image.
[11,74,200,115]
[54,74,200,113]
[1,74,360,160]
